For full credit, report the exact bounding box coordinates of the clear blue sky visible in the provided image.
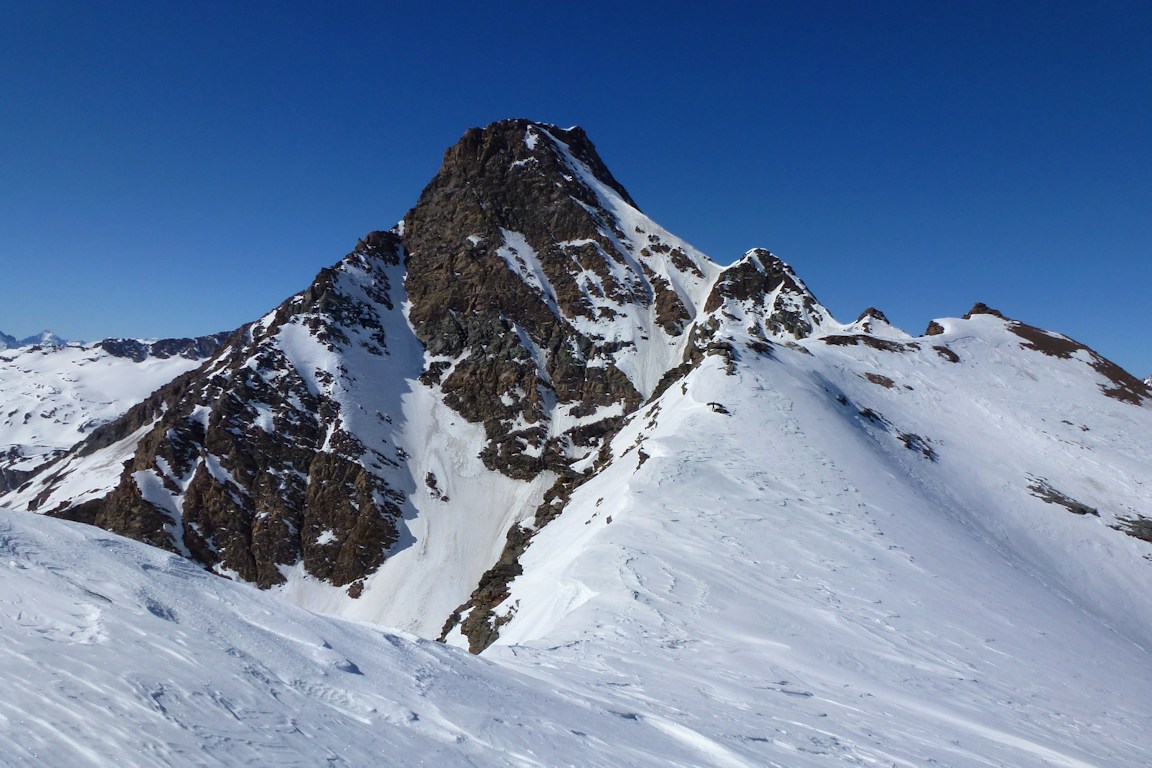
[2,1,1149,375]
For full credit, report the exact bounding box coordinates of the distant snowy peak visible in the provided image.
[0,329,67,349]
[22,329,67,347]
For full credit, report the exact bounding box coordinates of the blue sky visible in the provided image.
[2,2,1149,375]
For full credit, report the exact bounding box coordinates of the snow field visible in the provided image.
[1,509,767,767]
[488,337,1152,766]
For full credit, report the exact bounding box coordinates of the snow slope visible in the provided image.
[4,343,1150,767]
[0,508,768,768]
[479,315,1152,767]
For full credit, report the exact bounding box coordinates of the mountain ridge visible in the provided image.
[0,329,67,350]
[4,120,1149,637]
[2,118,1152,765]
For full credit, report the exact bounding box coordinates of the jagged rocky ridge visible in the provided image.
[4,120,1150,655]
[3,121,821,601]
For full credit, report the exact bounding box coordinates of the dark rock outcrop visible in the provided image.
[98,332,232,363]
[703,249,827,340]
[38,233,411,589]
[402,120,703,478]
[963,302,1006,320]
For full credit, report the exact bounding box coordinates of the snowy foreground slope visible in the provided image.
[4,339,1152,766]
[0,508,741,768]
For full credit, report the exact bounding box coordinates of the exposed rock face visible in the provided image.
[963,302,1006,320]
[703,249,828,340]
[98,333,232,362]
[402,119,713,478]
[405,121,719,645]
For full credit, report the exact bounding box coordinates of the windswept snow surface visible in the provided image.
[0,509,758,768]
[7,330,1151,767]
[485,320,1152,767]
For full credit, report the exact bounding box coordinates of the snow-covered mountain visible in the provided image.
[0,328,67,350]
[0,334,229,493]
[3,119,1152,766]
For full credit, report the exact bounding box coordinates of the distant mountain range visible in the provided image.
[2,120,1150,766]
[0,332,229,493]
[0,329,68,349]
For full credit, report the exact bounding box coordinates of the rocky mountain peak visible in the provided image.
[963,302,1007,320]
[402,119,718,479]
[846,306,907,338]
[856,307,890,324]
[431,119,639,210]
[702,248,830,340]
[5,119,1152,685]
